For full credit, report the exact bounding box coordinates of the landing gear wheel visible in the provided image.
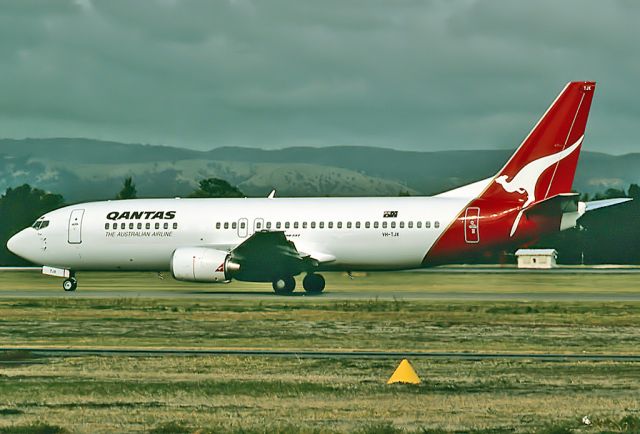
[63,277,77,292]
[272,276,296,295]
[303,273,325,294]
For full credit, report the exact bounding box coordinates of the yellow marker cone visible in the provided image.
[387,359,421,384]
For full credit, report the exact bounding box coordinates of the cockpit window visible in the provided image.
[31,220,49,230]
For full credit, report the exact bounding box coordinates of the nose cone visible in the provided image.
[7,229,33,260]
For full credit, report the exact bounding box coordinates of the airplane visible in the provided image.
[6,81,631,294]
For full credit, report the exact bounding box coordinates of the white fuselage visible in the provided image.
[9,196,469,272]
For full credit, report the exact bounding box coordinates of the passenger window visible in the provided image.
[356,222,361,229]
[129,223,134,230]
[137,223,142,230]
[347,222,352,229]
[328,222,333,229]
[435,221,440,228]
[319,222,324,229]
[337,222,342,229]
[267,222,272,229]
[408,221,413,228]
[285,222,290,229]
[425,221,431,228]
[374,222,379,229]
[276,222,282,229]
[294,222,299,229]
[146,223,150,230]
[216,222,221,230]
[155,223,160,230]
[224,222,229,229]
[173,222,178,229]
[382,221,388,228]
[400,221,405,229]
[162,222,167,229]
[104,223,109,230]
[121,223,126,230]
[417,221,422,229]
[365,222,370,229]
[113,223,118,230]
[232,222,237,230]
[303,222,308,229]
[311,222,316,229]
[391,222,396,229]
[241,222,246,229]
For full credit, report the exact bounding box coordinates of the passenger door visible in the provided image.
[68,209,85,244]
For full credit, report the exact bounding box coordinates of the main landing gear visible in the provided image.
[302,273,325,294]
[272,276,296,295]
[271,273,325,295]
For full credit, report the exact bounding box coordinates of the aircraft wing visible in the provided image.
[215,231,332,281]
[209,231,335,265]
[231,231,303,262]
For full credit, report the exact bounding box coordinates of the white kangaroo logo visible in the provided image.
[494,135,583,237]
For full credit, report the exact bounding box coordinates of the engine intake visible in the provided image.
[170,247,240,283]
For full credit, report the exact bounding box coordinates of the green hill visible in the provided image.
[1,137,637,201]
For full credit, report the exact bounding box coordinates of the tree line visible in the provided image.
[1,179,639,266]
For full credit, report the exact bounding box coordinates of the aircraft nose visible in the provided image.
[7,229,30,259]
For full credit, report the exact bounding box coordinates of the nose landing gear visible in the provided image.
[63,276,77,292]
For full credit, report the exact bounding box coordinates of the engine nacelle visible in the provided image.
[170,247,240,283]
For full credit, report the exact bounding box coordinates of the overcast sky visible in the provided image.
[0,0,638,153]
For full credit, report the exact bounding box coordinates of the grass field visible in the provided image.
[1,271,640,433]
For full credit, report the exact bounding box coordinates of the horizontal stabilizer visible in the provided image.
[524,193,580,218]
[585,198,632,212]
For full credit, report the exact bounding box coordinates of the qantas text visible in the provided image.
[106,211,176,220]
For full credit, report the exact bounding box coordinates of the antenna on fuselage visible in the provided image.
[268,189,276,199]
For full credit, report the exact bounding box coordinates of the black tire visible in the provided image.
[303,273,325,294]
[63,277,77,292]
[272,276,296,295]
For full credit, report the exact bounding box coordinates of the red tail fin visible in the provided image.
[484,81,595,205]
[424,82,596,265]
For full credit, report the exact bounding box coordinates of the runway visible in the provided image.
[2,267,640,301]
[3,347,640,361]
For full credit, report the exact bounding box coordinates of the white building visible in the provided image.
[515,249,558,269]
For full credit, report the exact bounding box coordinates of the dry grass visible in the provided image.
[1,356,639,433]
[1,296,640,353]
[1,272,640,432]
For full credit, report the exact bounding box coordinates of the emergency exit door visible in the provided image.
[68,209,85,244]
[238,218,249,238]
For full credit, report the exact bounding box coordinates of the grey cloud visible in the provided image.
[0,0,638,152]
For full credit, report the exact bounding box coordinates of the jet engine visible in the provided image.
[170,247,240,283]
